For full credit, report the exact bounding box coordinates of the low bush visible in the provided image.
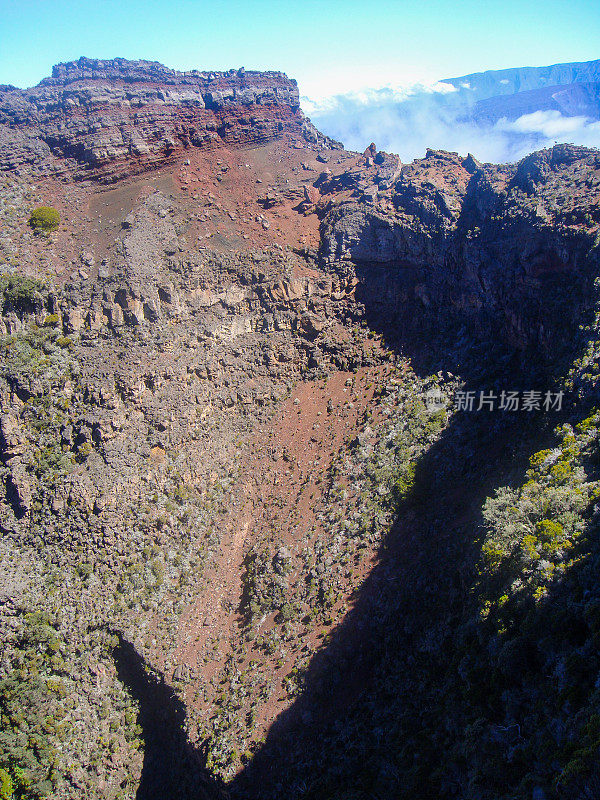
[0,274,45,314]
[28,207,60,234]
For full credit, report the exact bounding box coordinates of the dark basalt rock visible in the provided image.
[319,143,600,350]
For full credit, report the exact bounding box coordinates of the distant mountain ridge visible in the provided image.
[306,57,600,163]
[441,58,600,125]
[441,58,600,100]
[471,82,600,124]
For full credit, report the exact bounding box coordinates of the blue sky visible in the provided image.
[0,0,598,97]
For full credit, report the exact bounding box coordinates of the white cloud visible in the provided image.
[301,80,455,116]
[297,64,442,103]
[497,110,592,137]
[576,120,600,148]
[303,87,600,164]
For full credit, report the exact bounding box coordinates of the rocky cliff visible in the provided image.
[0,57,336,181]
[319,144,600,350]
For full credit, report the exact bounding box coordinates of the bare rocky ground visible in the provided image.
[0,126,424,798]
[2,59,600,800]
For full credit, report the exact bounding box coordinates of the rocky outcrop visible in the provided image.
[319,144,600,349]
[0,57,338,180]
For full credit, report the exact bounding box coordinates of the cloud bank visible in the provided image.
[303,85,600,165]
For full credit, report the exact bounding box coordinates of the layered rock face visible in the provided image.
[0,57,335,180]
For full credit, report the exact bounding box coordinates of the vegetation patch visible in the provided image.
[28,208,60,234]
[0,274,46,314]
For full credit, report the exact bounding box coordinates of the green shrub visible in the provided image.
[28,207,60,233]
[0,328,54,375]
[0,768,13,800]
[0,614,65,799]
[0,274,45,313]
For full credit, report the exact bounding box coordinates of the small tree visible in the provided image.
[28,207,60,233]
[0,274,45,313]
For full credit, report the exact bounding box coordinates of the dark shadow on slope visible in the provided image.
[352,261,596,388]
[112,635,227,800]
[228,244,600,798]
[229,403,558,799]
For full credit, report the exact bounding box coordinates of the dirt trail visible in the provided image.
[176,494,256,684]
